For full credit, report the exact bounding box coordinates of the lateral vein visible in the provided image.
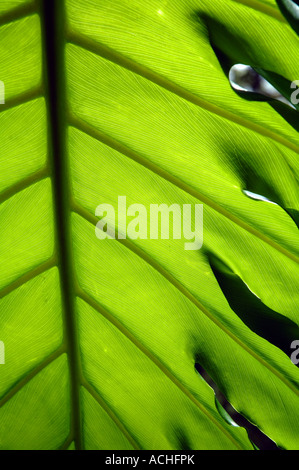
[73,203,299,399]
[78,288,244,450]
[69,114,299,265]
[66,30,299,155]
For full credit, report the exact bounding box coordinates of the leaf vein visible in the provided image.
[69,114,299,265]
[0,346,65,409]
[73,204,299,399]
[78,288,244,449]
[66,31,299,154]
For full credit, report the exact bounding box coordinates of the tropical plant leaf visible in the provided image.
[0,0,298,450]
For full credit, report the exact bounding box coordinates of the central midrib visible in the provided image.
[37,0,248,450]
[39,0,82,450]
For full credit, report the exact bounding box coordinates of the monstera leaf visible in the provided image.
[0,0,298,450]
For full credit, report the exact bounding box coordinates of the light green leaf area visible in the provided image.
[0,15,41,100]
[0,0,298,450]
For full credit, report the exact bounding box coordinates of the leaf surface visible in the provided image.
[0,0,299,450]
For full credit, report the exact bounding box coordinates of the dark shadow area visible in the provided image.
[172,428,193,451]
[276,0,299,36]
[195,363,280,450]
[208,254,299,359]
[284,207,299,228]
[194,13,299,111]
[235,157,299,230]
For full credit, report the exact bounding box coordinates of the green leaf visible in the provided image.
[0,0,298,450]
